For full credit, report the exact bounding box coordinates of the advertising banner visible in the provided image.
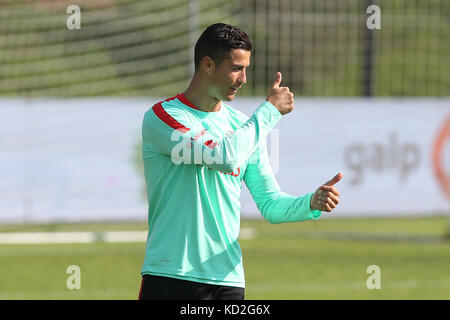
[0,98,448,223]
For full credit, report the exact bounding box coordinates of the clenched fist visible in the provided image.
[266,72,294,115]
[310,172,343,212]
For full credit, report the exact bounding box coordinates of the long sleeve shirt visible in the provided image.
[141,93,321,288]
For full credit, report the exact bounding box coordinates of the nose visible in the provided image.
[238,69,247,85]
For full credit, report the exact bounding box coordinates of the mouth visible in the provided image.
[230,86,240,93]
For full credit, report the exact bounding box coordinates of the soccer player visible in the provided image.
[138,23,342,300]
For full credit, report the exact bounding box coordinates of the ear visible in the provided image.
[200,56,216,74]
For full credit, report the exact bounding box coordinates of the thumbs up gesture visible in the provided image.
[266,72,294,115]
[310,173,343,212]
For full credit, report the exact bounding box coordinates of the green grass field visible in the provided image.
[0,217,449,300]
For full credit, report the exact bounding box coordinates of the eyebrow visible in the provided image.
[232,64,249,68]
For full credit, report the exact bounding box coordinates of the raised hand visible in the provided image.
[265,72,294,115]
[310,172,343,212]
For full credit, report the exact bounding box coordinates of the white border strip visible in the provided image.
[0,228,255,244]
[0,231,145,244]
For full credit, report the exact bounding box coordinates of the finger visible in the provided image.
[271,72,282,89]
[320,185,340,197]
[320,191,339,204]
[325,197,337,209]
[316,197,329,212]
[323,202,333,212]
[328,192,339,205]
[319,193,338,207]
[324,172,343,186]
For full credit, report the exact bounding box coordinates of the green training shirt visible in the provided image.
[141,93,321,288]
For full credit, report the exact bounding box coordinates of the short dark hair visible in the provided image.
[194,23,252,71]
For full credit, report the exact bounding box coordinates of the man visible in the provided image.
[138,23,342,300]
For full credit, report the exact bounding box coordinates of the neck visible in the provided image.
[184,73,221,112]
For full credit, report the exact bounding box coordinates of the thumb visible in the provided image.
[324,172,343,186]
[271,72,282,88]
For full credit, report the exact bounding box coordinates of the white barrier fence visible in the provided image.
[0,98,448,223]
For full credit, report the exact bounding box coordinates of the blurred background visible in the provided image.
[0,0,449,299]
[1,0,448,97]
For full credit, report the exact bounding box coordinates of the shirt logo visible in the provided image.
[219,167,240,177]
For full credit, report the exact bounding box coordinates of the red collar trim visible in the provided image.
[177,93,200,110]
[177,93,221,112]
